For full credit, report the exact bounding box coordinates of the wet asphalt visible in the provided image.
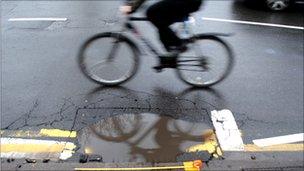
[1,0,303,166]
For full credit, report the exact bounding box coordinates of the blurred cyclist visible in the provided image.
[121,0,203,54]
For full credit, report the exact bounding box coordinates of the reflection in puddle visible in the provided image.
[78,113,211,163]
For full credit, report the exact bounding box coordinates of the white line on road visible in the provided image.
[253,133,304,147]
[8,18,67,21]
[201,17,304,30]
[0,138,76,160]
[211,109,244,151]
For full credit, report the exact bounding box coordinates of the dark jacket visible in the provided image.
[125,0,147,13]
[126,0,203,13]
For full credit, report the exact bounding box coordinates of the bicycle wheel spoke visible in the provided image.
[178,64,203,67]
[176,36,234,87]
[178,68,206,72]
[89,60,109,71]
[178,56,204,60]
[178,59,201,63]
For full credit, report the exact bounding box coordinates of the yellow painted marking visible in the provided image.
[1,138,76,160]
[184,161,200,171]
[75,166,185,171]
[186,129,222,158]
[75,162,199,171]
[1,143,66,153]
[0,143,76,153]
[244,143,304,152]
[64,142,77,150]
[39,129,77,138]
[0,129,77,138]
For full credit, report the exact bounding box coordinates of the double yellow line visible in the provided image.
[75,161,202,171]
[0,129,77,160]
[0,129,77,138]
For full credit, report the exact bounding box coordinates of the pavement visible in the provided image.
[1,0,303,170]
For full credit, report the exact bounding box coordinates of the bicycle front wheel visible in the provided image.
[78,32,139,86]
[176,35,234,87]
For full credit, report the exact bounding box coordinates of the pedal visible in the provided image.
[152,65,163,72]
[153,56,178,72]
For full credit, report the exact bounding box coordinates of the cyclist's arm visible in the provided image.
[125,0,146,13]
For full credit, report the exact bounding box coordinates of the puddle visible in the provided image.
[77,113,211,163]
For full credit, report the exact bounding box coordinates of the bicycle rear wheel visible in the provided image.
[78,32,139,86]
[176,35,234,87]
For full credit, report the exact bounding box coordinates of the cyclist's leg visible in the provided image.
[146,0,184,51]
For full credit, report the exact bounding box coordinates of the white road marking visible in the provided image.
[253,133,304,147]
[8,18,67,21]
[211,109,244,151]
[201,17,304,30]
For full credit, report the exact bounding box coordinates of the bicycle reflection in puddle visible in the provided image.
[77,112,211,163]
[75,86,226,163]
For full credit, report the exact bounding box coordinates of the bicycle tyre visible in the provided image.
[176,34,234,87]
[78,32,140,86]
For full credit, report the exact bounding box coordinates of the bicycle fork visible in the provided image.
[107,38,121,62]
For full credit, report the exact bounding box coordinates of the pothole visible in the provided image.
[77,113,212,163]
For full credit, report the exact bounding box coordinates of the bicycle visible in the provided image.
[78,14,234,87]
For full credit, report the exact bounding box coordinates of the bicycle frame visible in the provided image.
[121,16,162,56]
[120,16,197,56]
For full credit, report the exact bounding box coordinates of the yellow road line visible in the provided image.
[186,129,222,158]
[244,143,304,152]
[75,161,200,171]
[39,129,77,138]
[0,129,77,138]
[0,138,76,160]
[75,166,185,171]
[1,144,66,153]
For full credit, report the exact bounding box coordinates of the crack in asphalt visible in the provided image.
[235,112,287,129]
[49,100,72,128]
[4,99,40,130]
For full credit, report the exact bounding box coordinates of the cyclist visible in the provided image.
[121,0,203,54]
